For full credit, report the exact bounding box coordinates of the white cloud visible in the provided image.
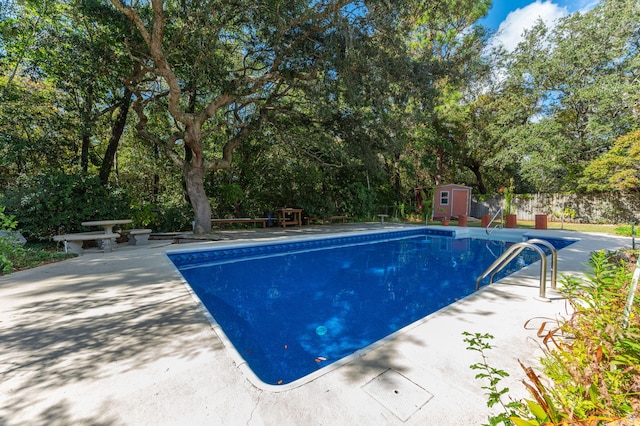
[490,1,569,52]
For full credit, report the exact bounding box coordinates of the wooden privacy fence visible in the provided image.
[470,193,640,224]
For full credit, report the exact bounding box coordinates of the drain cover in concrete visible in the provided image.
[362,369,433,421]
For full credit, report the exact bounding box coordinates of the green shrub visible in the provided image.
[0,205,23,274]
[547,250,640,420]
[130,202,159,228]
[1,172,131,241]
[154,202,193,232]
[465,250,640,425]
[337,182,375,218]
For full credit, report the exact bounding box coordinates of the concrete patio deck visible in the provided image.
[0,223,632,425]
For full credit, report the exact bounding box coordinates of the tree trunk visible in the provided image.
[80,85,94,172]
[393,153,401,198]
[184,159,211,234]
[100,88,132,185]
[466,160,487,194]
[81,130,90,172]
[434,146,444,185]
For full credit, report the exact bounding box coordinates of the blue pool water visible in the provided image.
[168,229,575,387]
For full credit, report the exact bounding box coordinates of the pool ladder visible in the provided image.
[475,239,558,299]
[486,208,503,235]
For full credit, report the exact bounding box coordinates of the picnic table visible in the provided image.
[54,219,137,255]
[277,208,303,228]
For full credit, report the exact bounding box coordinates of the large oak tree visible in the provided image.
[108,0,364,233]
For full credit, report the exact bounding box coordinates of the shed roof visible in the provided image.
[433,184,472,190]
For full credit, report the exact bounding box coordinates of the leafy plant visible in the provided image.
[463,332,526,425]
[131,202,158,228]
[465,250,640,425]
[499,178,515,216]
[154,203,194,232]
[552,206,576,230]
[0,205,75,275]
[0,205,23,274]
[546,250,640,420]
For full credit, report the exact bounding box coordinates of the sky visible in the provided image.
[481,0,599,51]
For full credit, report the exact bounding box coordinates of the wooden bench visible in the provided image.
[326,215,347,223]
[305,217,324,225]
[122,228,152,246]
[211,218,267,228]
[53,232,120,255]
[304,216,347,225]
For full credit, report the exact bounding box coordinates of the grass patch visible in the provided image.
[1,242,75,275]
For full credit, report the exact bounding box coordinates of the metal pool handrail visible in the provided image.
[475,239,558,299]
[486,208,503,235]
[525,239,558,290]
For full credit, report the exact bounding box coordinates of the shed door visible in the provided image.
[452,189,469,217]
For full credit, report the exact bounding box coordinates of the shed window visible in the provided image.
[440,191,449,205]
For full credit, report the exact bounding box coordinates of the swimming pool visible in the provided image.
[168,228,575,390]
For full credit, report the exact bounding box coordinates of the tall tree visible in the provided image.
[499,0,640,192]
[1,0,140,183]
[109,0,409,233]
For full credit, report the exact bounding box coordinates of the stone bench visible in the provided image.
[53,232,120,255]
[123,229,152,246]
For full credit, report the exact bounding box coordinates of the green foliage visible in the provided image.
[154,203,194,233]
[500,178,515,215]
[552,206,576,230]
[613,223,640,238]
[0,73,78,188]
[463,332,526,425]
[0,205,22,274]
[0,205,18,230]
[338,182,376,219]
[0,207,69,275]
[466,250,640,424]
[130,202,158,228]
[1,172,131,241]
[129,200,193,233]
[580,129,640,192]
[216,183,244,217]
[421,188,433,221]
[1,0,637,225]
[549,250,640,419]
[0,242,74,275]
[496,0,640,193]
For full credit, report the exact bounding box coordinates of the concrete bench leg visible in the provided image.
[64,241,84,255]
[134,234,149,245]
[101,238,114,253]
